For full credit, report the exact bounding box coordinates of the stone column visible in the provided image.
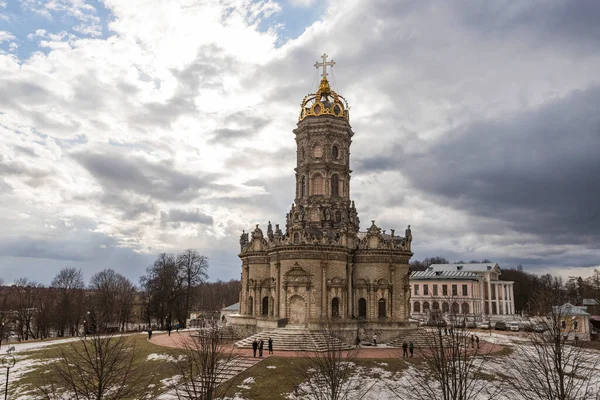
[389,265,395,319]
[347,263,353,318]
[479,280,485,317]
[487,278,493,315]
[276,263,281,318]
[510,284,515,314]
[322,263,327,318]
[495,283,500,316]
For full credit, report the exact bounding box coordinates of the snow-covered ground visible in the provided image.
[6,331,600,400]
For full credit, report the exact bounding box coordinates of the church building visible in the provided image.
[230,55,414,341]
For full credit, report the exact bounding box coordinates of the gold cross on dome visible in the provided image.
[314,53,335,78]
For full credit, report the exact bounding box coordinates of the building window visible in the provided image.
[309,208,320,221]
[423,285,429,295]
[414,302,421,313]
[462,303,469,314]
[312,145,323,158]
[442,302,449,313]
[331,174,339,196]
[332,145,339,159]
[432,301,439,310]
[462,284,468,296]
[311,174,324,195]
[442,285,448,296]
[573,320,578,330]
[300,176,306,197]
[293,232,300,244]
[332,297,340,317]
[452,302,459,314]
[414,284,419,296]
[452,285,458,296]
[423,302,430,311]
[358,298,367,318]
[378,298,387,318]
[561,320,566,329]
[433,284,438,296]
[249,296,253,315]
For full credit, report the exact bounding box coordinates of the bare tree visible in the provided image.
[177,249,209,328]
[292,319,370,400]
[393,299,499,400]
[502,283,600,400]
[170,325,239,400]
[51,267,85,336]
[89,269,136,331]
[11,278,40,340]
[36,332,153,400]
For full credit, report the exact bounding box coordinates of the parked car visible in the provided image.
[477,321,491,329]
[507,321,520,332]
[533,323,548,333]
[495,321,507,331]
[466,321,477,328]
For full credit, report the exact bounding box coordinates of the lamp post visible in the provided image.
[2,353,16,400]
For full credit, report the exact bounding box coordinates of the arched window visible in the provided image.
[378,298,386,318]
[311,174,324,195]
[461,303,470,314]
[413,302,421,313]
[331,174,339,196]
[300,147,305,160]
[332,145,339,159]
[293,232,300,244]
[332,297,340,317]
[249,297,253,315]
[310,208,320,221]
[262,297,269,316]
[358,298,367,318]
[452,302,459,314]
[423,302,430,311]
[301,176,306,197]
[442,302,449,313]
[432,301,440,310]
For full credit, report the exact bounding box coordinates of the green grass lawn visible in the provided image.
[217,357,411,400]
[8,333,184,399]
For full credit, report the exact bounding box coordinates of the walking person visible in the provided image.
[259,339,264,358]
[409,341,414,357]
[471,334,475,348]
[355,335,361,349]
[373,332,378,346]
[268,337,273,355]
[475,335,480,349]
[148,328,152,340]
[167,324,172,337]
[252,339,258,358]
[402,341,408,358]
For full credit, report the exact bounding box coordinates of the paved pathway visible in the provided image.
[150,331,504,359]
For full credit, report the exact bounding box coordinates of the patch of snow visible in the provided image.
[266,365,277,369]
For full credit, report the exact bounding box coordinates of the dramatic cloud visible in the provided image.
[0,0,599,284]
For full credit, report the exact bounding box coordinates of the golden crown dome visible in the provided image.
[298,54,349,122]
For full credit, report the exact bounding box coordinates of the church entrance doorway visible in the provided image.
[289,295,306,325]
[331,297,340,317]
[378,298,386,318]
[262,296,269,316]
[358,298,367,318]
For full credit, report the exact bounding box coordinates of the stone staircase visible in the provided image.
[235,328,354,352]
[387,329,430,349]
[216,357,263,383]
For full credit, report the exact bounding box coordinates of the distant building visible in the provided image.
[554,303,591,341]
[410,263,515,319]
[220,303,239,325]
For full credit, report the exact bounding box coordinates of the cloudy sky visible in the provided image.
[1,0,599,285]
